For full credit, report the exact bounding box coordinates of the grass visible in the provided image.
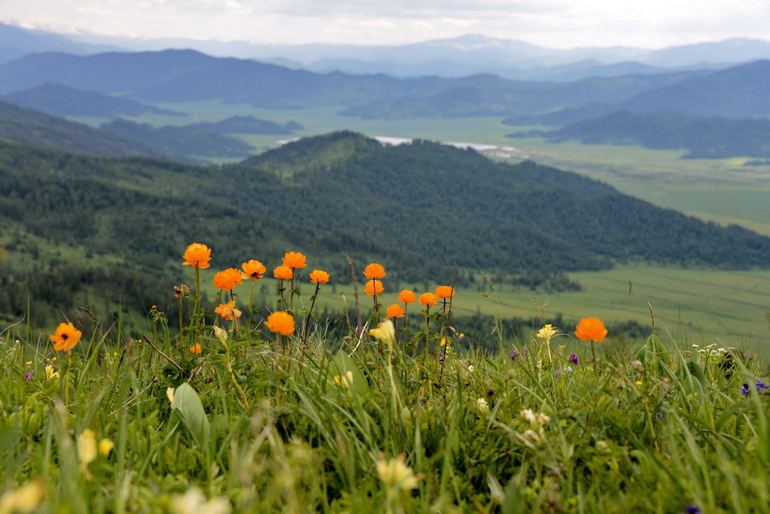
[2,246,770,512]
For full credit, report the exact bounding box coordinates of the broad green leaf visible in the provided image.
[172,382,210,449]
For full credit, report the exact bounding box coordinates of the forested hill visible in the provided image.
[227,132,770,272]
[3,131,770,327]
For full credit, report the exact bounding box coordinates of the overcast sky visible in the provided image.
[4,0,770,49]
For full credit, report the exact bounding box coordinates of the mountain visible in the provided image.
[509,110,770,159]
[635,38,770,68]
[0,22,120,64]
[2,83,184,118]
[618,59,770,118]
[0,99,167,158]
[0,49,702,117]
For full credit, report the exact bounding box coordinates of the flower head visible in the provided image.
[569,352,580,365]
[364,279,384,296]
[363,263,386,279]
[398,290,416,304]
[334,371,354,388]
[386,304,405,318]
[99,438,114,457]
[282,252,307,269]
[575,318,607,342]
[418,292,437,307]
[434,286,454,299]
[78,429,97,467]
[309,269,330,284]
[215,301,242,321]
[50,322,82,352]
[273,265,293,280]
[536,324,558,341]
[370,319,396,349]
[265,312,295,336]
[376,454,420,493]
[212,268,244,291]
[182,243,212,269]
[190,343,202,354]
[242,260,266,280]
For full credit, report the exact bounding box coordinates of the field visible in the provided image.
[3,246,770,512]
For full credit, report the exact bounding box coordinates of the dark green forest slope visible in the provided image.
[2,131,770,328]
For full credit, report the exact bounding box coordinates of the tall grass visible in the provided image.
[1,247,768,513]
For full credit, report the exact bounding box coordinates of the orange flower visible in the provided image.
[212,268,244,291]
[50,322,82,352]
[242,260,266,280]
[363,263,386,279]
[418,293,437,307]
[265,311,295,335]
[398,290,416,304]
[282,252,307,269]
[364,279,384,296]
[575,318,607,342]
[273,265,293,280]
[215,301,242,321]
[386,304,405,318]
[309,269,330,284]
[190,343,202,354]
[182,243,212,269]
[435,286,455,299]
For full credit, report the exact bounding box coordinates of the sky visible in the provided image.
[3,0,770,49]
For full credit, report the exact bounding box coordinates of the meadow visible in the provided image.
[2,244,769,513]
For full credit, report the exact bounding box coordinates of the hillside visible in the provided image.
[3,131,770,327]
[2,83,184,118]
[0,100,167,158]
[509,111,770,159]
[191,115,303,135]
[101,119,255,161]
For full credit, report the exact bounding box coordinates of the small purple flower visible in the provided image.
[554,369,561,379]
[741,383,751,395]
[657,412,664,420]
[741,381,769,395]
[757,381,770,392]
[487,389,495,397]
[683,504,702,514]
[522,348,529,355]
[508,350,519,360]
[24,372,32,381]
[569,352,579,365]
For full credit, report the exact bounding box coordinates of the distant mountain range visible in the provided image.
[5,48,763,121]
[4,22,770,80]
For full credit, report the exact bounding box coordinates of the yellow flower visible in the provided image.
[536,324,558,341]
[370,319,396,349]
[99,438,115,457]
[44,365,59,380]
[77,429,97,467]
[376,454,420,492]
[334,371,354,388]
[0,480,45,514]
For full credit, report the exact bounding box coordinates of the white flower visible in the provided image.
[476,398,490,413]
